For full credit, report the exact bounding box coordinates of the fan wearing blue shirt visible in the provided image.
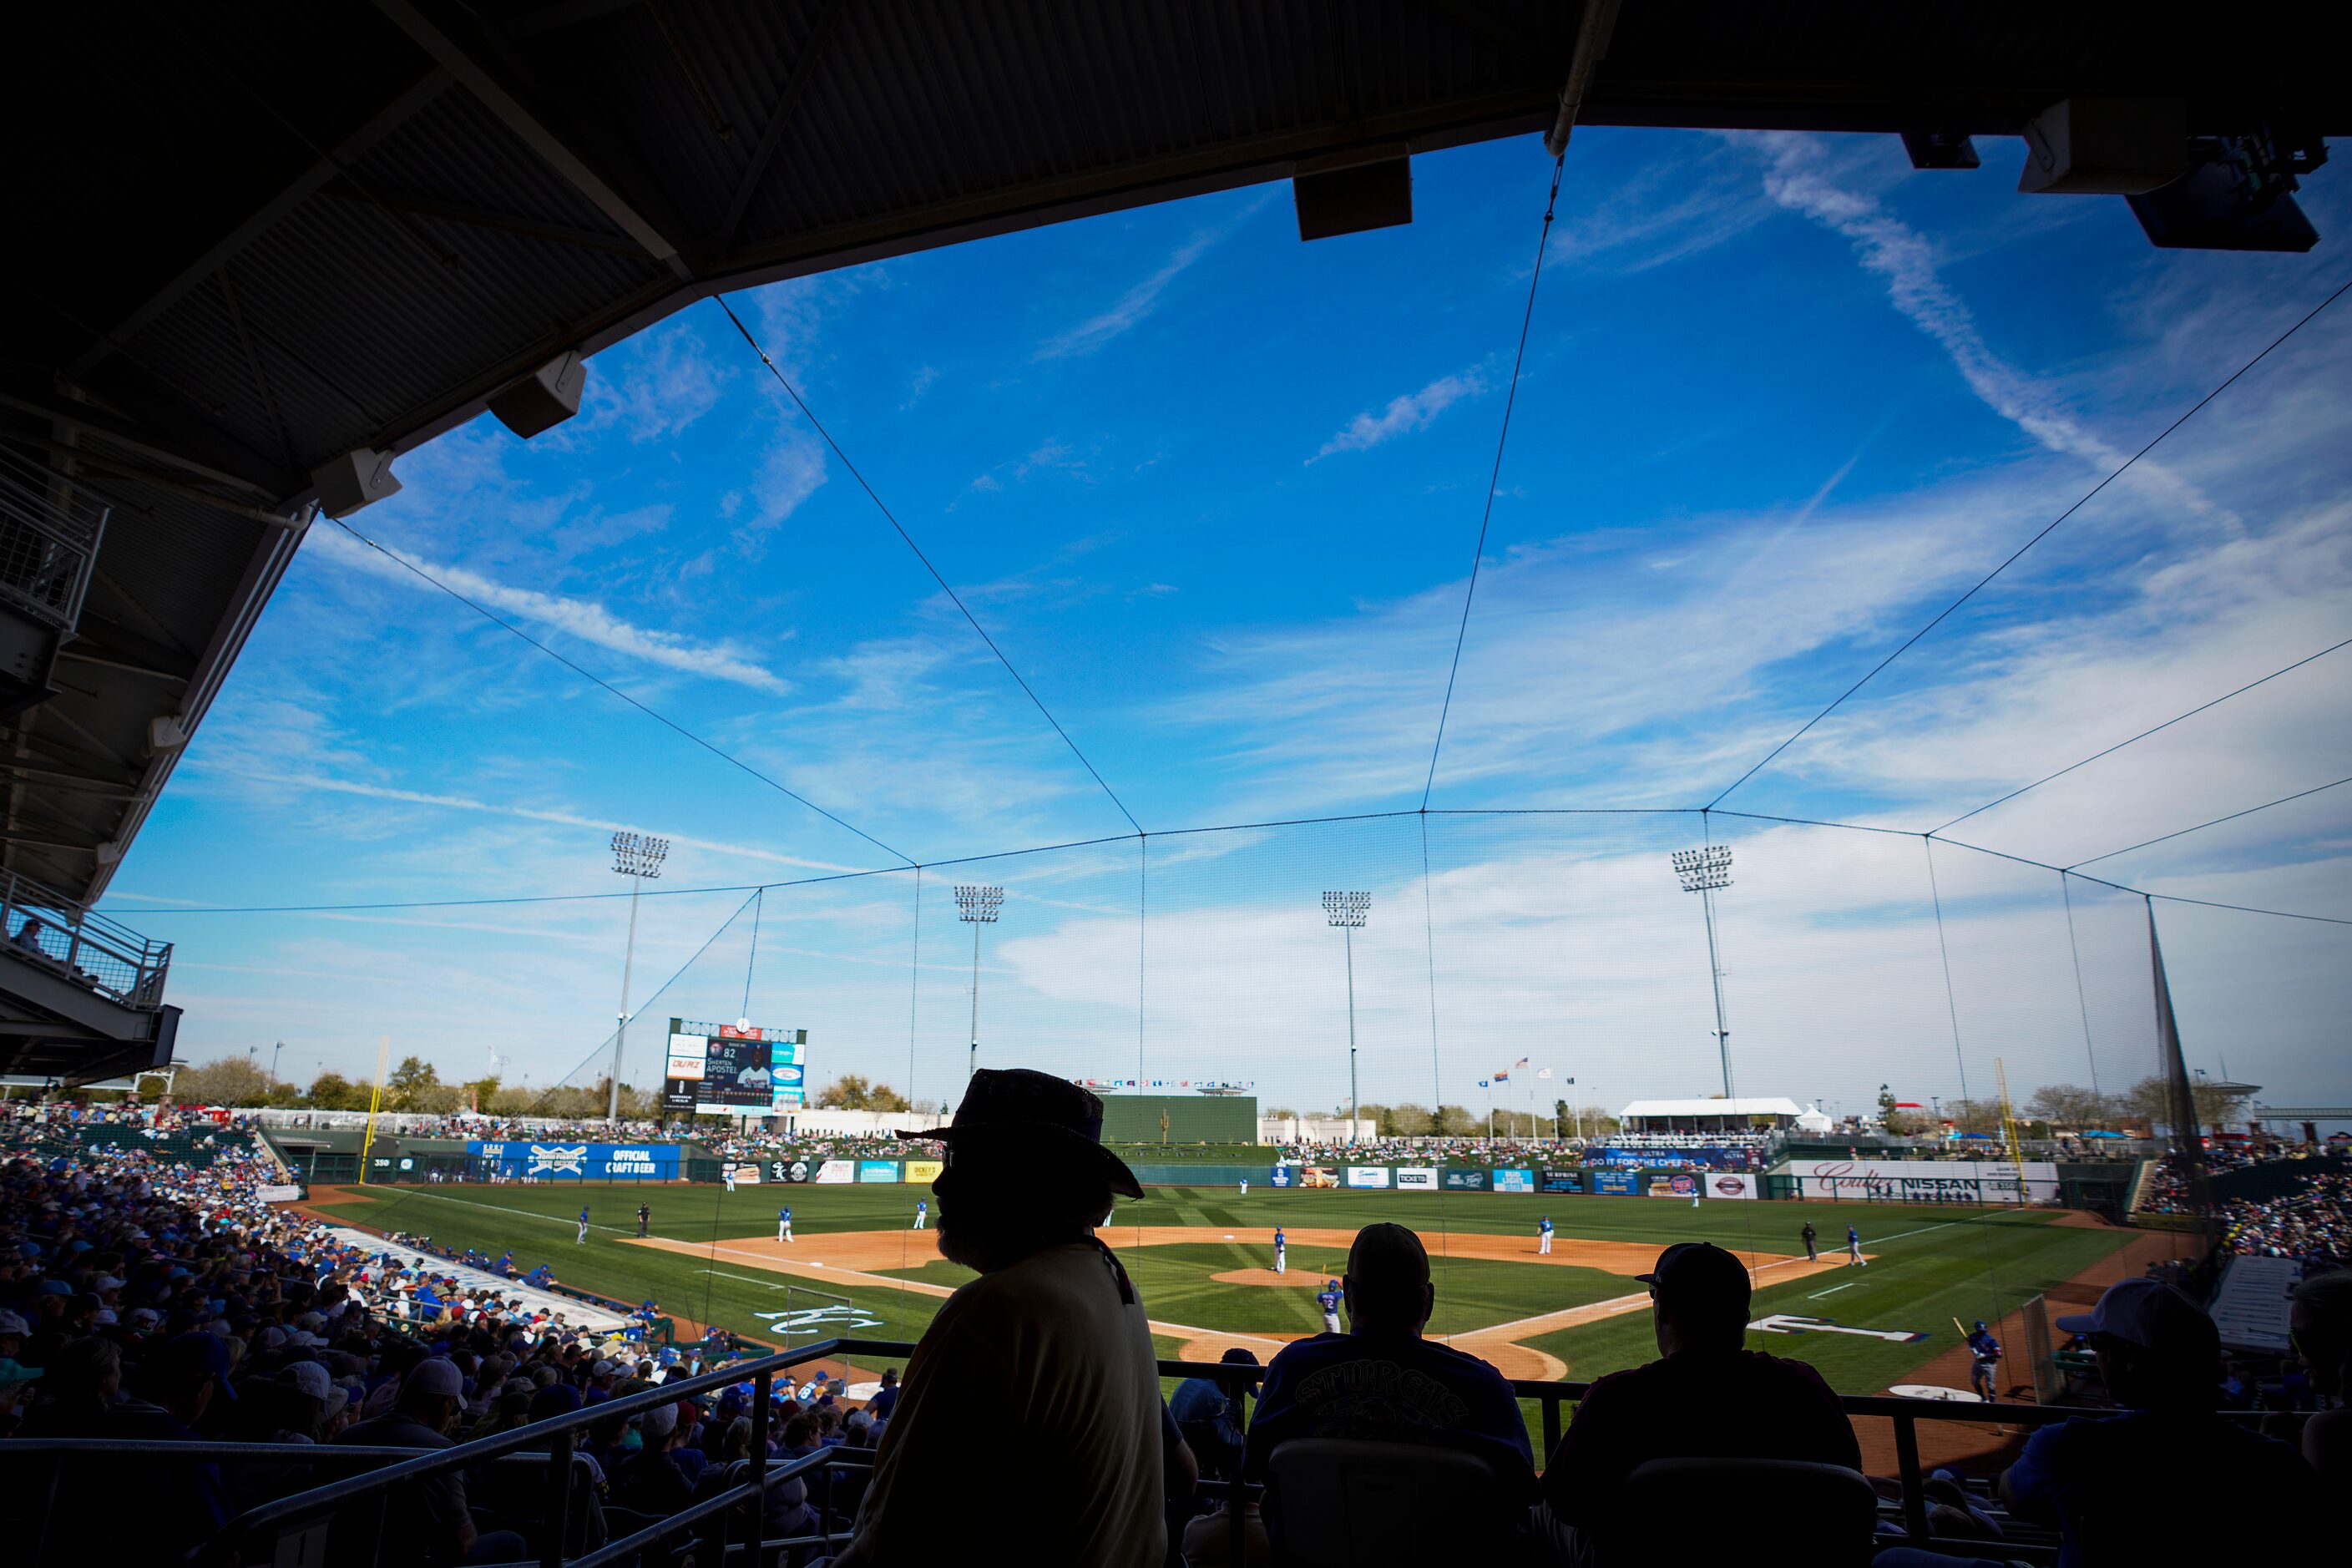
[1243,1223,1535,1521]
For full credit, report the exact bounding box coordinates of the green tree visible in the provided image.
[386,1056,441,1110]
[306,1071,364,1110]
[174,1056,274,1106]
[1943,1098,2006,1136]
[2121,1075,2250,1135]
[1435,1104,1477,1136]
[1876,1084,1910,1136]
[1263,1106,1299,1120]
[815,1074,873,1110]
[1379,1103,1429,1137]
[462,1076,502,1113]
[867,1083,911,1113]
[2025,1083,2117,1130]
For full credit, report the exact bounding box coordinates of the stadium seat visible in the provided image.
[1622,1457,1878,1567]
[1263,1439,1510,1567]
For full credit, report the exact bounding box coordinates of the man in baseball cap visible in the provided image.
[1243,1222,1535,1521]
[1540,1242,1859,1560]
[828,1068,1164,1565]
[2000,1277,2321,1563]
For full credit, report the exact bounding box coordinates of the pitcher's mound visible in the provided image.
[1211,1268,1325,1287]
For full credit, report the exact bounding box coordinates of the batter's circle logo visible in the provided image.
[1712,1175,1749,1196]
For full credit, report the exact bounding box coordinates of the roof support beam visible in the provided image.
[318,184,649,257]
[65,72,453,382]
[372,0,699,280]
[716,0,850,253]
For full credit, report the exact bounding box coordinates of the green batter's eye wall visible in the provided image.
[1097,1093,1259,1145]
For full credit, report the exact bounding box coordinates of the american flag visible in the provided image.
[1513,1057,1530,1069]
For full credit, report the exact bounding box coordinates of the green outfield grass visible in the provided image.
[311,1181,2137,1401]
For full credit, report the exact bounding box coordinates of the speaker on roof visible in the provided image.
[311,448,402,518]
[1294,148,1413,241]
[488,352,588,440]
[2017,99,2186,195]
[1900,130,1980,170]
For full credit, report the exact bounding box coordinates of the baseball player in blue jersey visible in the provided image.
[576,1207,589,1244]
[1317,1278,1343,1333]
[1272,1227,1287,1275]
[1966,1319,2002,1401]
[1846,1224,1866,1266]
[913,1199,928,1230]
[777,1206,793,1243]
[1538,1215,1555,1256]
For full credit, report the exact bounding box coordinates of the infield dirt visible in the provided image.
[625,1224,1859,1378]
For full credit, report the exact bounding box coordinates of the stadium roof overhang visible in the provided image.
[3,0,2342,915]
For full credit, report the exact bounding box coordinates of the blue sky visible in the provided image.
[107,127,2352,1120]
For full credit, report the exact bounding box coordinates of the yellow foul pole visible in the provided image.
[359,1033,390,1183]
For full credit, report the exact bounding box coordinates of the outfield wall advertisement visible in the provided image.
[1345,1166,1391,1188]
[1783,1159,2058,1204]
[1394,1166,1437,1190]
[468,1141,681,1180]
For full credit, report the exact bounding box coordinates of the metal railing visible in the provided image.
[13,1442,597,1568]
[20,1338,2276,1566]
[0,445,106,634]
[1,868,173,1008]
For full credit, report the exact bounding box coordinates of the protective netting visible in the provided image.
[457,801,2339,1399]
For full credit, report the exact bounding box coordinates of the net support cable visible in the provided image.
[2064,775,2352,870]
[525,888,763,1115]
[325,515,913,867]
[113,805,2352,927]
[714,295,1142,837]
[1930,633,2352,834]
[1707,275,2352,812]
[1422,153,1565,810]
[2057,874,2102,1102]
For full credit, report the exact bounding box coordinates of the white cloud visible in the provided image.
[579,321,729,443]
[1756,134,2229,524]
[307,525,792,694]
[745,422,829,539]
[1312,370,1486,461]
[220,771,870,873]
[1035,230,1221,359]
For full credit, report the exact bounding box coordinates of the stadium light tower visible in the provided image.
[608,831,669,1123]
[1322,891,1370,1145]
[1671,843,1736,1101]
[956,885,1004,1085]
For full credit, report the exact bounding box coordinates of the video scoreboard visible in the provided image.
[664,1019,809,1116]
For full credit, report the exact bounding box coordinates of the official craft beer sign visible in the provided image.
[1748,1313,1930,1343]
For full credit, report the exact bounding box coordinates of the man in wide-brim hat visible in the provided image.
[824,1069,1166,1567]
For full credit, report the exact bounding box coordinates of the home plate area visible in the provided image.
[625,1226,1860,1381]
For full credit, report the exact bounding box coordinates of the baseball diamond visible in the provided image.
[306,1176,2160,1434]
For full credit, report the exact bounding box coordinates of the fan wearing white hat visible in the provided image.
[1994,1277,2323,1564]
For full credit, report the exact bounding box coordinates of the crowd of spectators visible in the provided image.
[0,1129,904,1565]
[2218,1166,2352,1271]
[703,1132,915,1164]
